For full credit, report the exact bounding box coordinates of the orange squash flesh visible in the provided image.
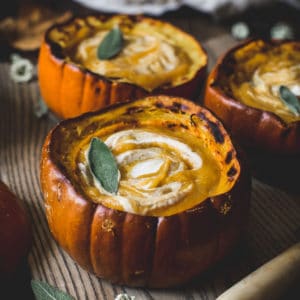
[40,95,251,287]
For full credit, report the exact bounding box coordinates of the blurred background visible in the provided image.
[1,0,300,57]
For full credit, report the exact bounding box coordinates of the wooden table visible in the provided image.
[1,3,300,299]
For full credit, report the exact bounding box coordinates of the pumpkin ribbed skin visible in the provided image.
[204,39,300,155]
[38,15,207,119]
[0,181,31,279]
[40,96,251,287]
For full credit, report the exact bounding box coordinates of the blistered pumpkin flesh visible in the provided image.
[48,16,206,91]
[52,97,239,216]
[224,41,300,123]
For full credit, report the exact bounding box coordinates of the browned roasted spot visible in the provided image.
[190,114,197,127]
[81,122,102,137]
[126,106,145,115]
[227,166,237,177]
[225,150,233,164]
[155,102,164,109]
[198,112,225,144]
[167,123,177,129]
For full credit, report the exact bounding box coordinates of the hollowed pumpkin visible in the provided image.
[204,39,300,155]
[40,95,251,287]
[38,15,207,119]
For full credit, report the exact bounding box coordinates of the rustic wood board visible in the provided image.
[0,8,300,300]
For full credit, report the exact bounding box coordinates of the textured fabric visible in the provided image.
[0,26,300,300]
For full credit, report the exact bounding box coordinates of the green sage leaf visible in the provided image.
[97,26,123,60]
[279,85,300,117]
[31,280,75,300]
[88,137,119,194]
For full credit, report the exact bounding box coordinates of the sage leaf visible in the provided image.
[88,137,119,194]
[279,85,300,117]
[97,26,123,60]
[31,280,75,300]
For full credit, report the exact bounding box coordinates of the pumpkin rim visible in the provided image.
[46,95,243,217]
[43,14,208,94]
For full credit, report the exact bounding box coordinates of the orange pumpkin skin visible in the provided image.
[0,182,31,279]
[38,15,207,120]
[204,39,300,155]
[40,96,251,288]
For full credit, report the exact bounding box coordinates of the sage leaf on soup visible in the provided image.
[97,26,123,60]
[31,280,75,300]
[279,85,300,117]
[88,137,119,194]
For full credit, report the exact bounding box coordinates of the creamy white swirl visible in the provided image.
[74,30,190,91]
[81,129,202,215]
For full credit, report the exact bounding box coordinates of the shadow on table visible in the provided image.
[1,260,34,300]
[186,237,300,300]
[187,238,253,289]
[246,149,300,195]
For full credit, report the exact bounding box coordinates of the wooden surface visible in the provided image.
[1,3,300,300]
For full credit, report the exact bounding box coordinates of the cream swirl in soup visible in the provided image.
[78,129,220,216]
[74,30,191,91]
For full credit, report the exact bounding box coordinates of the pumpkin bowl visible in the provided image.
[0,181,31,279]
[204,39,300,190]
[38,15,207,119]
[40,95,251,288]
[204,39,300,155]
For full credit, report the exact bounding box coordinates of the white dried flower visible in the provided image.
[231,22,250,40]
[10,54,34,83]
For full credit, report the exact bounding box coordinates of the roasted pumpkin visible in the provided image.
[0,181,31,279]
[40,95,250,287]
[38,15,207,119]
[204,39,300,155]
